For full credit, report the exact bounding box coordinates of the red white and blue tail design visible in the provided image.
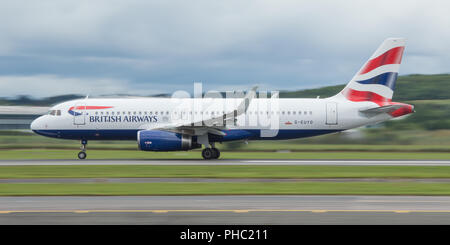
[338,38,413,117]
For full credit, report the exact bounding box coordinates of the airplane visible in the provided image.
[31,38,414,160]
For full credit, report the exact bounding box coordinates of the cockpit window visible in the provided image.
[48,110,61,116]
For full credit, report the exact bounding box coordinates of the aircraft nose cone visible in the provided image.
[31,116,44,131]
[30,119,37,131]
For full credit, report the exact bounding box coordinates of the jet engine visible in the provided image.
[137,130,200,151]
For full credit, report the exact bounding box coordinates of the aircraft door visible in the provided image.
[326,102,338,125]
[73,103,86,125]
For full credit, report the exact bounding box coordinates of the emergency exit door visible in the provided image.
[326,102,338,125]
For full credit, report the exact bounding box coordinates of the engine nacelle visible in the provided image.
[137,130,199,151]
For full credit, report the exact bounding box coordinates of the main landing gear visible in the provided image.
[202,147,220,160]
[196,134,220,160]
[78,139,87,159]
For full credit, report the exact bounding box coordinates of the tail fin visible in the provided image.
[339,38,406,105]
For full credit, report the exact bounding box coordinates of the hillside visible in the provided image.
[281,74,450,100]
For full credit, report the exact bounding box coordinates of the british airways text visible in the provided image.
[89,115,158,123]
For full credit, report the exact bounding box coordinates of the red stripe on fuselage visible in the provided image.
[359,46,404,75]
[69,106,113,111]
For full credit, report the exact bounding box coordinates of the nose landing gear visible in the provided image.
[78,139,87,159]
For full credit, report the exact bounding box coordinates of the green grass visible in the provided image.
[0,149,450,160]
[2,132,450,151]
[1,182,450,196]
[0,149,449,160]
[1,165,450,179]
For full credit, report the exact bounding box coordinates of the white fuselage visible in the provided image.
[31,96,390,141]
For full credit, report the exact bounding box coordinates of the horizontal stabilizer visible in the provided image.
[359,104,404,117]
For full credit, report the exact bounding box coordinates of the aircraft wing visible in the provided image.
[140,86,258,136]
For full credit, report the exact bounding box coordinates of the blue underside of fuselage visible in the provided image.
[32,129,342,141]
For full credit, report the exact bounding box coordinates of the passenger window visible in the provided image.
[56,110,61,116]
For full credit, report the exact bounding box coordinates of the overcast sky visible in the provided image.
[0,0,449,98]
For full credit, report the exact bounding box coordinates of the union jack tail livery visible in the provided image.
[338,38,413,117]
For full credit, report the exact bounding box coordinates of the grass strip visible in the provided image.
[0,149,449,160]
[1,165,450,179]
[1,182,450,196]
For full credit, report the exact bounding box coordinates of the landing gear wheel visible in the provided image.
[78,139,88,160]
[212,148,220,159]
[202,148,214,160]
[78,151,87,160]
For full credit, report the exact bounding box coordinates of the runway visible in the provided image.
[1,195,450,224]
[1,159,450,166]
